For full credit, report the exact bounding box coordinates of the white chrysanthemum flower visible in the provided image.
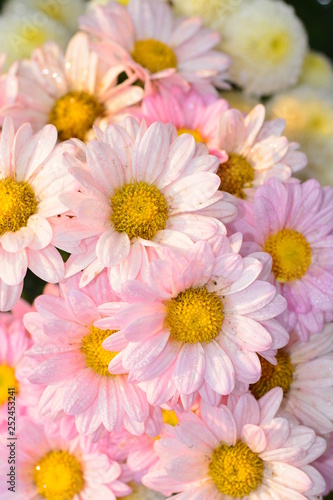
[267,85,333,185]
[172,0,243,28]
[3,0,86,32]
[219,90,260,114]
[0,11,70,69]
[218,0,308,96]
[88,0,167,7]
[299,51,333,90]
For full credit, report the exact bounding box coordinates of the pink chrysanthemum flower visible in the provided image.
[216,104,307,199]
[231,177,333,341]
[249,322,333,435]
[143,389,327,499]
[131,88,229,161]
[314,436,333,496]
[96,239,288,407]
[24,272,154,436]
[79,0,230,95]
[0,417,132,499]
[0,116,76,311]
[4,32,143,141]
[60,117,237,290]
[0,54,18,115]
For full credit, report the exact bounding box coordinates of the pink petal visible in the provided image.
[63,368,100,415]
[27,245,64,283]
[96,228,130,267]
[0,247,27,285]
[0,280,23,312]
[204,340,235,395]
[174,342,205,395]
[27,215,53,250]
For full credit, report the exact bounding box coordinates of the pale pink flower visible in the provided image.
[230,177,333,341]
[130,88,229,161]
[79,0,230,95]
[0,416,132,498]
[60,117,237,290]
[0,116,76,311]
[0,54,18,116]
[3,32,143,140]
[216,104,307,199]
[24,272,155,436]
[96,239,288,407]
[313,436,333,496]
[143,388,327,499]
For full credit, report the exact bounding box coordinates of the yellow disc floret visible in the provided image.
[250,351,294,399]
[177,128,205,143]
[209,440,264,497]
[81,326,118,377]
[33,450,84,500]
[0,178,37,235]
[264,228,311,283]
[110,181,168,240]
[165,287,224,344]
[217,153,254,199]
[162,409,179,427]
[0,364,18,405]
[132,39,177,74]
[49,91,105,142]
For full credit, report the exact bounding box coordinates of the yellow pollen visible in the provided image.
[110,181,168,240]
[209,440,264,497]
[81,326,118,377]
[0,364,19,405]
[177,128,205,143]
[264,229,311,283]
[162,409,179,427]
[217,153,254,199]
[49,91,105,142]
[250,351,295,399]
[132,39,177,74]
[116,0,129,4]
[165,287,224,344]
[0,178,37,236]
[33,449,84,500]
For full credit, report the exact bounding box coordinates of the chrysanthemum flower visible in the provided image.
[219,90,260,114]
[172,0,243,28]
[79,0,230,95]
[132,88,229,161]
[4,32,143,141]
[218,0,307,96]
[249,322,333,435]
[0,416,132,498]
[314,437,333,496]
[216,104,307,199]
[267,85,333,185]
[60,117,237,290]
[124,482,166,499]
[24,272,154,436]
[0,116,76,311]
[143,389,327,498]
[299,51,333,90]
[231,178,333,341]
[96,239,288,406]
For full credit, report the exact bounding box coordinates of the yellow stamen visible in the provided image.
[177,128,205,143]
[250,351,294,399]
[165,287,224,344]
[81,326,118,377]
[0,364,19,405]
[33,450,84,500]
[49,91,105,142]
[162,409,179,427]
[132,39,177,74]
[0,178,37,235]
[264,229,311,283]
[209,440,264,497]
[249,30,291,64]
[110,181,168,240]
[217,153,254,198]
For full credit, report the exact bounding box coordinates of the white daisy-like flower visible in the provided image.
[172,0,243,28]
[218,0,308,96]
[299,51,333,90]
[267,85,333,185]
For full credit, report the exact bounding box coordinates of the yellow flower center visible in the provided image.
[165,287,224,344]
[0,364,19,405]
[0,178,38,236]
[162,409,179,427]
[131,39,177,74]
[250,351,294,399]
[264,229,311,283]
[116,0,129,4]
[209,440,264,497]
[249,30,291,64]
[33,450,84,500]
[110,181,168,240]
[49,91,105,142]
[217,153,254,199]
[81,326,118,377]
[177,128,205,143]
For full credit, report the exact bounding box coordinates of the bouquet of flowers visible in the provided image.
[0,0,332,498]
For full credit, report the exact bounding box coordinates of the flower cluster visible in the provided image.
[0,0,332,499]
